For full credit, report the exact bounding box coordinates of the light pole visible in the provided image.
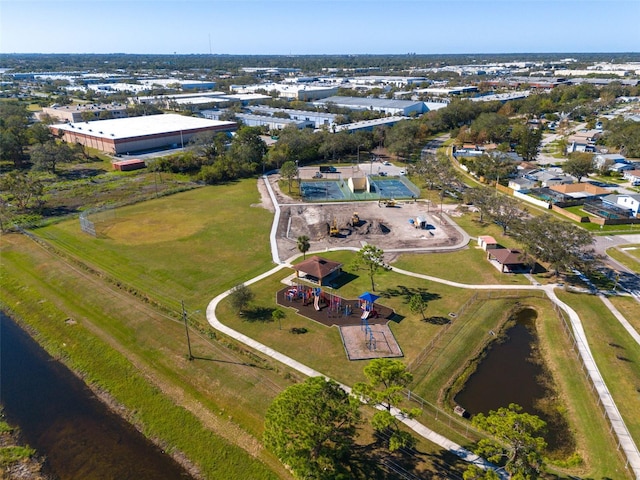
[181,301,199,361]
[357,144,365,171]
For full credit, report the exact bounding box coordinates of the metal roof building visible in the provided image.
[312,96,427,116]
[50,114,237,155]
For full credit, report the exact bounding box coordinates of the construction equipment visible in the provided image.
[380,198,397,208]
[329,218,339,236]
[351,212,360,227]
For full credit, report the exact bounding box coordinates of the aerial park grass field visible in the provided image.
[1,177,635,479]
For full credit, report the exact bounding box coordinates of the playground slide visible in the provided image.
[361,310,370,320]
[314,294,320,311]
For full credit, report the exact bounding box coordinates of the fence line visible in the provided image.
[407,290,545,374]
[553,301,629,466]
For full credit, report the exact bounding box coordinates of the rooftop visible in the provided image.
[51,114,236,140]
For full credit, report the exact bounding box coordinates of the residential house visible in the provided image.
[549,182,609,200]
[602,194,640,217]
[566,129,601,153]
[594,153,627,170]
[623,169,640,184]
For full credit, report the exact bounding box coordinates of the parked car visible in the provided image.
[379,171,387,176]
[399,169,406,175]
[383,161,391,166]
[313,172,323,178]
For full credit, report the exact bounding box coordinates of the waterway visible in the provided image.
[0,312,193,479]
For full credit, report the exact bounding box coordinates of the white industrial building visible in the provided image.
[41,103,128,123]
[201,110,312,130]
[50,114,236,155]
[231,82,338,101]
[312,96,427,116]
[246,106,337,129]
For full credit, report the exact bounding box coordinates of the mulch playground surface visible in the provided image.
[276,286,404,360]
[276,286,394,327]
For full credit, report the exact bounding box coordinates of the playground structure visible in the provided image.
[277,284,402,360]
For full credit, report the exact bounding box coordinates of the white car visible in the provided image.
[383,161,391,166]
[399,169,406,175]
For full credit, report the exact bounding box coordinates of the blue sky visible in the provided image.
[1,0,638,55]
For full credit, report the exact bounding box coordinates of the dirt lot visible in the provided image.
[260,174,465,262]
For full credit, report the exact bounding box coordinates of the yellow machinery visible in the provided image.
[352,212,360,226]
[380,198,397,208]
[329,218,339,236]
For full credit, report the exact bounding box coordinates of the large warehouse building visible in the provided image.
[50,114,237,155]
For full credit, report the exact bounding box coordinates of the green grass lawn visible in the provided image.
[556,291,640,450]
[34,179,274,312]
[607,295,640,338]
[607,245,640,273]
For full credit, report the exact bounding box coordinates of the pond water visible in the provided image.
[454,308,573,454]
[0,312,193,479]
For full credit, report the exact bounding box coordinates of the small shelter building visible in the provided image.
[487,248,527,273]
[292,256,343,286]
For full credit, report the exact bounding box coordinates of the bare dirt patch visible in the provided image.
[266,174,464,261]
[339,324,404,360]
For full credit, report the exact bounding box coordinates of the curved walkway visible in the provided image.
[205,174,640,479]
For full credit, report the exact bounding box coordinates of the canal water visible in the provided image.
[454,307,574,455]
[0,312,193,479]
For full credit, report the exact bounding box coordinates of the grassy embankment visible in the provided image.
[1,181,293,479]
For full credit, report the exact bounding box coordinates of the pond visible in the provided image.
[454,307,574,455]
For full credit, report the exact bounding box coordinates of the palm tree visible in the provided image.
[297,235,310,259]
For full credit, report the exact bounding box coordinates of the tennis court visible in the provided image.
[301,177,420,202]
[300,181,347,201]
[370,178,417,199]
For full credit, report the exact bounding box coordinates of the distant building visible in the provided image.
[201,110,312,130]
[312,96,427,116]
[50,114,236,155]
[246,106,337,129]
[41,103,128,123]
[333,116,405,133]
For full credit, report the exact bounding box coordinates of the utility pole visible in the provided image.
[182,300,194,361]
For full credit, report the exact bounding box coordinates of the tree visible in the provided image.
[228,283,254,315]
[279,160,298,194]
[227,126,267,169]
[465,187,494,223]
[0,171,45,211]
[351,245,389,292]
[563,152,595,182]
[514,215,595,278]
[297,235,310,259]
[264,376,360,479]
[486,194,525,235]
[271,308,285,330]
[472,403,547,478]
[512,125,543,162]
[408,294,427,320]
[466,154,516,184]
[30,141,76,174]
[0,101,30,168]
[353,359,419,452]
